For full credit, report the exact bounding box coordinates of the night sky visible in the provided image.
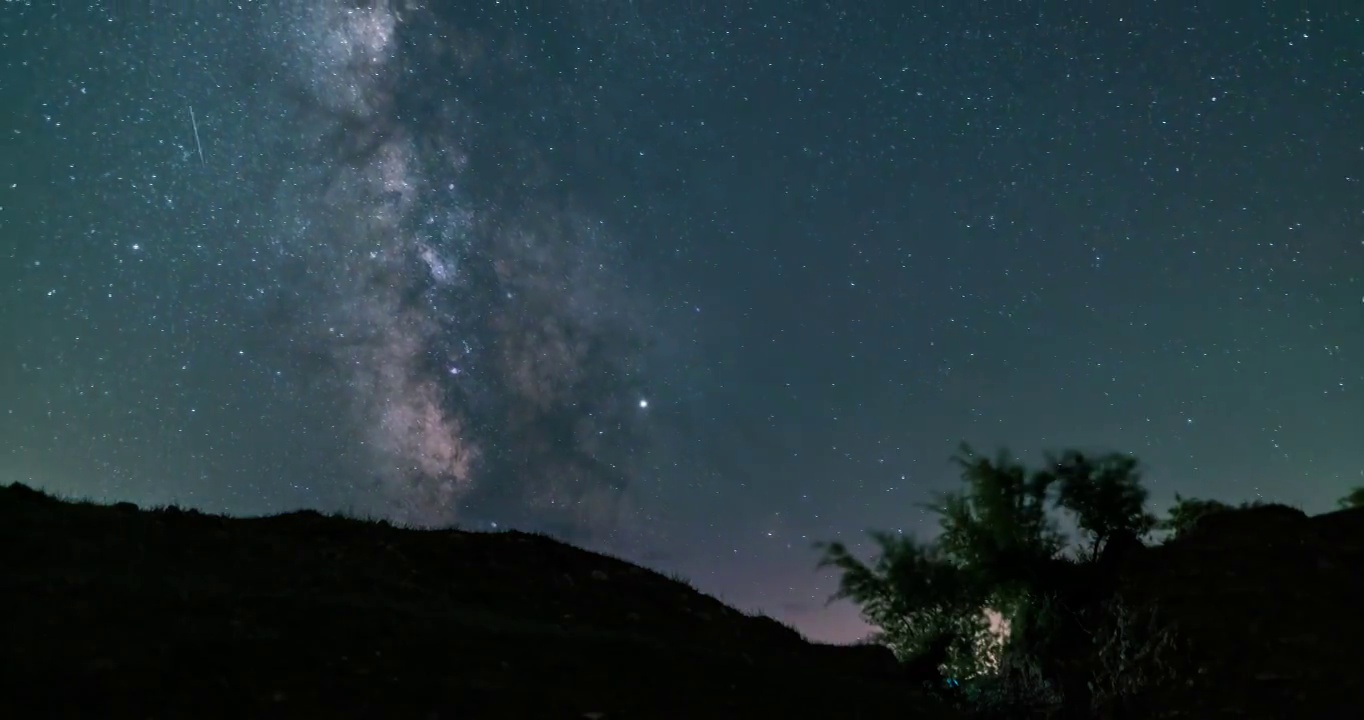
[2,1,1360,643]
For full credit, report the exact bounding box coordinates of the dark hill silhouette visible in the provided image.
[9,481,1364,719]
[0,483,957,719]
[1090,502,1364,718]
[976,502,1364,718]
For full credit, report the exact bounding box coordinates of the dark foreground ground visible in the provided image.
[0,483,955,719]
[1091,502,1364,718]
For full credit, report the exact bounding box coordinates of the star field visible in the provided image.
[2,0,1361,643]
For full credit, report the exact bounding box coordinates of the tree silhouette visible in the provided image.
[815,528,988,679]
[816,443,1156,681]
[1157,494,1233,539]
[1047,450,1158,559]
[1339,487,1364,510]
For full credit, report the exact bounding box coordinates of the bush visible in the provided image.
[817,443,1159,683]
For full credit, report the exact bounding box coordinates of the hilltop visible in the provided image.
[0,483,956,719]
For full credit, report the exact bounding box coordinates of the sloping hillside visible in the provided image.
[0,483,956,719]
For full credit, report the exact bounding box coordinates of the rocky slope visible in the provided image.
[0,482,955,719]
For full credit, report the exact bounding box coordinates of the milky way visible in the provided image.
[258,0,661,541]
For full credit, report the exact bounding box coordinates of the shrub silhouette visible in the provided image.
[816,443,1157,685]
[818,446,1364,716]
